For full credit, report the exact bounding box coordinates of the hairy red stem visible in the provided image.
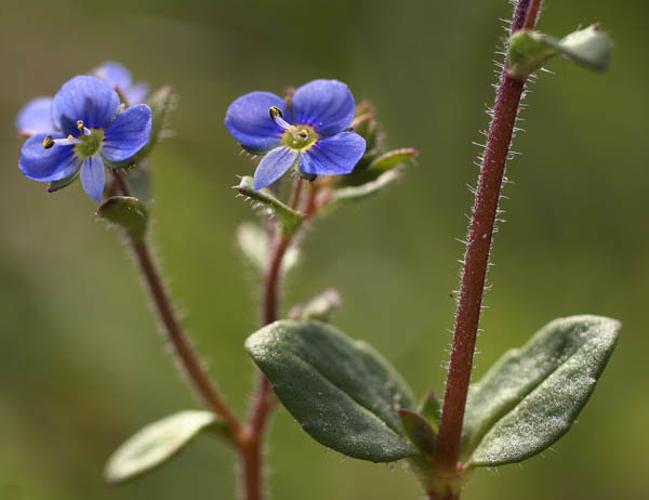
[112,173,242,438]
[433,0,541,490]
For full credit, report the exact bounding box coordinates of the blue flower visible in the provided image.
[15,62,147,138]
[93,61,150,104]
[225,79,367,190]
[17,76,152,203]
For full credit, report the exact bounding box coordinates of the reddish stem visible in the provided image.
[434,0,540,484]
[112,172,242,438]
[523,0,543,30]
[238,178,312,500]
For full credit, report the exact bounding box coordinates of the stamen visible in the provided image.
[76,119,91,136]
[269,106,291,130]
[41,134,80,149]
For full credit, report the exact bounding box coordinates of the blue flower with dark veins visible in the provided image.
[17,75,152,203]
[93,61,150,104]
[225,79,367,190]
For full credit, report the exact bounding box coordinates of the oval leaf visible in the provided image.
[105,410,218,484]
[245,320,418,462]
[463,315,620,467]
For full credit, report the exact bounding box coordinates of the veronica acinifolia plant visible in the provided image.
[13,1,619,499]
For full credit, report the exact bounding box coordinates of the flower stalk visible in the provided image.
[112,172,242,440]
[238,177,311,500]
[433,0,542,494]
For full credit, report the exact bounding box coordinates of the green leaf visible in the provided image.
[236,176,303,234]
[136,86,175,160]
[552,24,612,71]
[399,409,436,456]
[339,148,417,187]
[327,170,402,209]
[96,196,148,241]
[124,161,152,205]
[418,390,442,432]
[463,315,620,467]
[352,100,381,154]
[236,222,299,275]
[245,320,418,462]
[289,289,341,322]
[368,148,419,174]
[105,410,219,484]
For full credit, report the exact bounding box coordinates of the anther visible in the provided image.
[76,119,91,136]
[269,106,283,119]
[268,106,291,131]
[42,135,55,149]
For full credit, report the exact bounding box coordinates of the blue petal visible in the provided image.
[124,82,149,104]
[300,132,366,176]
[52,76,121,134]
[253,147,298,190]
[291,80,356,137]
[94,61,132,90]
[102,104,152,164]
[19,133,79,182]
[16,97,54,136]
[225,91,287,153]
[80,155,106,203]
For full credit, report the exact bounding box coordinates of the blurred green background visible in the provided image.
[1,0,646,499]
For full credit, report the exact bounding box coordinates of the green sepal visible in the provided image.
[508,30,559,79]
[236,221,299,275]
[399,409,437,456]
[236,176,303,234]
[462,315,620,467]
[96,196,149,241]
[418,390,442,431]
[47,171,79,193]
[245,320,418,462]
[289,289,341,322]
[104,410,221,484]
